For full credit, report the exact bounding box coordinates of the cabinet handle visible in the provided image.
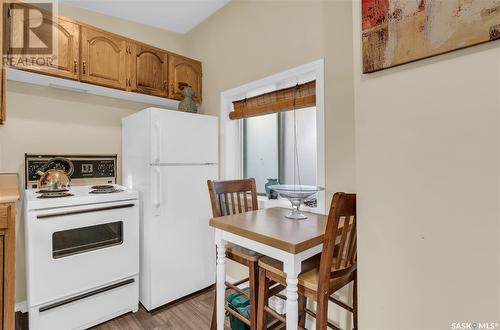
[73,60,77,74]
[82,61,86,74]
[170,83,174,95]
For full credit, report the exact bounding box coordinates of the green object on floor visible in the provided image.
[226,288,251,330]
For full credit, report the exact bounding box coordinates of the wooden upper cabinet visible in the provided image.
[80,26,127,90]
[168,55,202,103]
[4,3,80,80]
[32,16,79,80]
[0,5,203,119]
[129,44,168,97]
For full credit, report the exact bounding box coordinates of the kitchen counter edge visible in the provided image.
[0,173,20,203]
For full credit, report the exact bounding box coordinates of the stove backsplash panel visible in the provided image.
[25,154,117,189]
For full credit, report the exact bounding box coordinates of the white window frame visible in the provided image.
[220,59,326,213]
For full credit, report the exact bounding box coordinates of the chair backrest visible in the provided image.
[318,192,357,285]
[207,178,259,217]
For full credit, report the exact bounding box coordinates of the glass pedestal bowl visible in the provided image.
[268,185,324,220]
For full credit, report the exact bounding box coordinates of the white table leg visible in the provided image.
[215,229,227,330]
[284,257,301,330]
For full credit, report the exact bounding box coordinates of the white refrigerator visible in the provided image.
[122,107,218,311]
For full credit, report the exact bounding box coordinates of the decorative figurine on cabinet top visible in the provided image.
[178,82,198,113]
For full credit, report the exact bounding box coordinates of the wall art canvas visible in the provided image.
[362,0,500,73]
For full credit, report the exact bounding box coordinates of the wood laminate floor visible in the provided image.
[16,288,231,330]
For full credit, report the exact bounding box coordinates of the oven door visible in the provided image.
[25,200,139,306]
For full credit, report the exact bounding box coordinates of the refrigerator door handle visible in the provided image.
[153,122,162,163]
[153,167,161,215]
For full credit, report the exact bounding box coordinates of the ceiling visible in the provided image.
[59,0,230,34]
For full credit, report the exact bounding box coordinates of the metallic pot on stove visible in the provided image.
[36,157,74,190]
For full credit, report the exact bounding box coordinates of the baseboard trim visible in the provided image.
[15,300,28,313]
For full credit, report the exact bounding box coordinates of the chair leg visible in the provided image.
[298,295,306,328]
[256,268,269,330]
[316,291,329,330]
[249,262,260,330]
[210,287,217,330]
[353,272,358,330]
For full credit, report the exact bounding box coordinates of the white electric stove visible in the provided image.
[24,155,139,330]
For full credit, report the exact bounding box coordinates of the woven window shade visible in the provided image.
[229,80,316,120]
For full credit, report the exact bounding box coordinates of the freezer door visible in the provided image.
[143,164,217,310]
[150,109,218,164]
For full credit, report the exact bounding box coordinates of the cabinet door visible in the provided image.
[129,44,168,97]
[4,3,80,80]
[0,203,14,330]
[0,234,3,328]
[168,55,202,103]
[80,26,127,90]
[28,15,79,80]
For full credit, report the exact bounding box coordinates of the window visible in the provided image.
[243,107,317,193]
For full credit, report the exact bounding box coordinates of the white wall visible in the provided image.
[186,0,355,195]
[353,0,500,328]
[58,4,186,55]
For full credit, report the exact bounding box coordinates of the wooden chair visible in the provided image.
[256,192,358,330]
[208,178,261,330]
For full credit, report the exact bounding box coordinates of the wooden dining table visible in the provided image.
[209,207,328,330]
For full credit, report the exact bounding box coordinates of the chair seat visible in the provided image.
[226,243,262,263]
[258,255,354,292]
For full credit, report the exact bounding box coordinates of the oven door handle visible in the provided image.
[37,203,136,219]
[39,278,135,313]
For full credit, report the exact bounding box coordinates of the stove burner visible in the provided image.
[37,192,74,199]
[89,188,123,194]
[89,184,123,194]
[36,189,69,194]
[91,185,115,190]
